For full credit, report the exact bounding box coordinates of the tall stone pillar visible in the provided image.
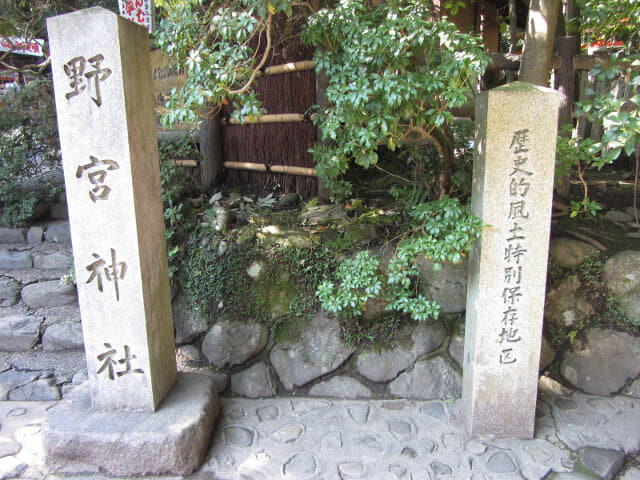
[462,82,561,438]
[48,6,176,411]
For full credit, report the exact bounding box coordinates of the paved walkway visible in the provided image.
[1,388,639,480]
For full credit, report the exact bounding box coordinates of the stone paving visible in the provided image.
[0,385,639,480]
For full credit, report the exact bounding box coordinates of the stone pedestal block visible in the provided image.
[462,82,561,438]
[42,374,219,476]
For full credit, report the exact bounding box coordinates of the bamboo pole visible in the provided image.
[223,113,310,125]
[172,159,198,167]
[223,161,316,177]
[263,60,316,76]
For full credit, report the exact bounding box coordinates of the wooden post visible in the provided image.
[199,114,223,189]
[554,35,577,198]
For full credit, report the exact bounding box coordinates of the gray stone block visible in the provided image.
[0,278,21,307]
[0,314,42,352]
[172,293,208,345]
[21,281,77,308]
[388,357,461,399]
[270,313,355,390]
[202,320,267,369]
[42,373,219,476]
[309,376,372,399]
[0,227,25,244]
[561,330,640,395]
[8,377,60,401]
[356,322,446,382]
[415,255,468,313]
[44,222,71,243]
[0,436,21,458]
[549,238,598,267]
[580,447,625,480]
[0,250,33,269]
[42,321,84,351]
[26,226,44,244]
[33,251,72,270]
[0,456,27,480]
[0,370,40,400]
[231,362,276,398]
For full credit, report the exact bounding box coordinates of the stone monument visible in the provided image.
[44,8,218,475]
[48,5,175,413]
[462,82,561,438]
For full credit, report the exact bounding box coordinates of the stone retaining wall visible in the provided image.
[2,217,640,403]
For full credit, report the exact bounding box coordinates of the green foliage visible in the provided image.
[317,197,481,323]
[302,0,489,200]
[158,138,200,278]
[317,251,383,319]
[564,1,640,199]
[154,0,295,126]
[574,0,639,49]
[575,53,640,163]
[0,76,62,226]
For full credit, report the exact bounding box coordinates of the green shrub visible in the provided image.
[0,76,62,226]
[318,197,481,323]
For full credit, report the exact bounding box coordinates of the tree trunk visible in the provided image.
[518,0,561,86]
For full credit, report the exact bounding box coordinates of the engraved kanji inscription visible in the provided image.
[86,248,127,301]
[76,156,120,202]
[97,343,144,380]
[63,54,112,106]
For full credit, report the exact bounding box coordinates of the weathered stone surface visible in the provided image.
[0,278,21,307]
[42,373,219,476]
[388,357,461,399]
[603,251,640,296]
[270,312,356,390]
[620,468,640,480]
[561,330,640,395]
[356,322,446,382]
[0,437,20,458]
[8,377,60,401]
[43,222,71,243]
[176,345,202,365]
[0,227,25,244]
[0,250,32,269]
[21,281,76,308]
[449,332,464,367]
[540,336,556,371]
[603,251,640,323]
[300,204,346,225]
[462,83,561,439]
[0,456,27,480]
[0,370,40,400]
[172,293,208,345]
[50,201,68,220]
[257,225,313,248]
[605,210,634,223]
[549,238,599,267]
[415,256,468,313]
[0,314,42,351]
[49,7,178,411]
[26,226,44,244]
[202,320,267,369]
[343,223,378,244]
[625,378,640,398]
[33,250,72,270]
[309,376,372,399]
[42,321,84,351]
[544,276,595,327]
[231,362,275,398]
[580,447,625,480]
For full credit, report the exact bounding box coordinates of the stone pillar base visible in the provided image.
[42,373,219,476]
